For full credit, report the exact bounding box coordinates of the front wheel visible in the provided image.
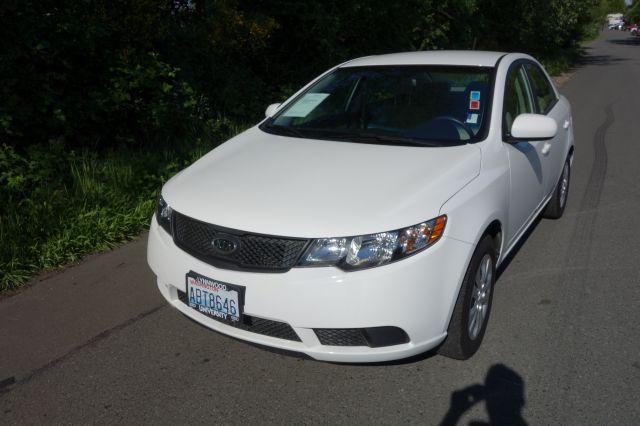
[438,235,496,360]
[543,157,571,219]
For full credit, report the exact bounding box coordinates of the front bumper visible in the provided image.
[147,215,473,362]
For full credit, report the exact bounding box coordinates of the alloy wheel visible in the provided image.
[468,254,493,340]
[559,162,569,209]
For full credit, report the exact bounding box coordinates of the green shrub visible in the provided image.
[0,118,239,291]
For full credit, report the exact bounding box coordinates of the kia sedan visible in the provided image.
[147,51,573,362]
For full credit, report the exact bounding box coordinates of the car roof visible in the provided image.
[341,51,507,68]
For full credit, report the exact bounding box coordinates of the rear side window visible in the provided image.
[525,63,557,114]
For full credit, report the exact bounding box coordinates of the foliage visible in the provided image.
[102,52,208,147]
[628,1,640,23]
[0,0,619,149]
[0,121,240,291]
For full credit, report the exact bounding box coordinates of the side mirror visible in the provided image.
[510,114,558,141]
[265,103,281,118]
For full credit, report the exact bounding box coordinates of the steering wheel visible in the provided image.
[430,116,475,140]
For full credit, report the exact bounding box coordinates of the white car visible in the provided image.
[147,51,573,362]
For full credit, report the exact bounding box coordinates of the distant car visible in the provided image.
[608,21,624,30]
[147,51,574,362]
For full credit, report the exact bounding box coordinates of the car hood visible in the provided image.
[163,127,481,238]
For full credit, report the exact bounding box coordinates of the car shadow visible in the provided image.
[439,363,528,426]
[496,214,542,281]
[335,347,441,366]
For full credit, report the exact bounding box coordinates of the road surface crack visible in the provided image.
[0,304,166,396]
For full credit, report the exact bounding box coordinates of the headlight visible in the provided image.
[299,215,446,271]
[156,194,173,235]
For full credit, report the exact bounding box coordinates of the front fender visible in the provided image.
[439,154,510,263]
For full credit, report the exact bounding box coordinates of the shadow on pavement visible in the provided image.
[553,43,630,80]
[496,215,542,281]
[439,363,527,426]
[576,53,629,66]
[607,37,640,46]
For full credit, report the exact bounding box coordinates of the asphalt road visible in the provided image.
[2,30,639,425]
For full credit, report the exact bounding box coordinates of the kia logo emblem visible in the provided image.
[212,235,238,254]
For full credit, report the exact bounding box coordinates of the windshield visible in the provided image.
[261,66,494,147]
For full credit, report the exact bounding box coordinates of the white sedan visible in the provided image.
[147,51,573,362]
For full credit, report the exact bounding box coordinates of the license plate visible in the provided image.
[185,271,244,323]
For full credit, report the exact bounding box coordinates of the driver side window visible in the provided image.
[503,64,534,138]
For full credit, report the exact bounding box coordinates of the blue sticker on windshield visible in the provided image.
[470,91,481,101]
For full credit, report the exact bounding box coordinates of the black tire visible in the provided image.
[543,157,571,219]
[438,235,496,360]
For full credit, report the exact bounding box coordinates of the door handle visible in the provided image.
[563,120,570,130]
[541,142,551,155]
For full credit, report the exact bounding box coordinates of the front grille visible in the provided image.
[315,329,369,347]
[178,290,301,342]
[172,211,309,272]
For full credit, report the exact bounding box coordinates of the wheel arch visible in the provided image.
[568,144,575,163]
[484,220,503,261]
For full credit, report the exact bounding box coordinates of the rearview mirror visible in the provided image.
[510,114,558,141]
[265,103,281,118]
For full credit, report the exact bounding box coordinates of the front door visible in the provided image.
[502,63,545,246]
[524,62,569,199]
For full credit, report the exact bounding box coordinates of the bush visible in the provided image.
[0,118,240,291]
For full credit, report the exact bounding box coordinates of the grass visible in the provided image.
[0,149,164,291]
[0,120,247,293]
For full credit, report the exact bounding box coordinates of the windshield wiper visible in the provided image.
[263,124,445,147]
[262,123,306,138]
[365,133,442,147]
[317,131,443,147]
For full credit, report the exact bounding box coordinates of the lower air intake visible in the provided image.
[177,290,300,342]
[314,327,410,348]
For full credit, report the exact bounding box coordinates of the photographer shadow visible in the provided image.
[440,364,527,426]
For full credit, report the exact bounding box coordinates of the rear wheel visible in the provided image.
[438,235,496,360]
[543,157,571,219]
